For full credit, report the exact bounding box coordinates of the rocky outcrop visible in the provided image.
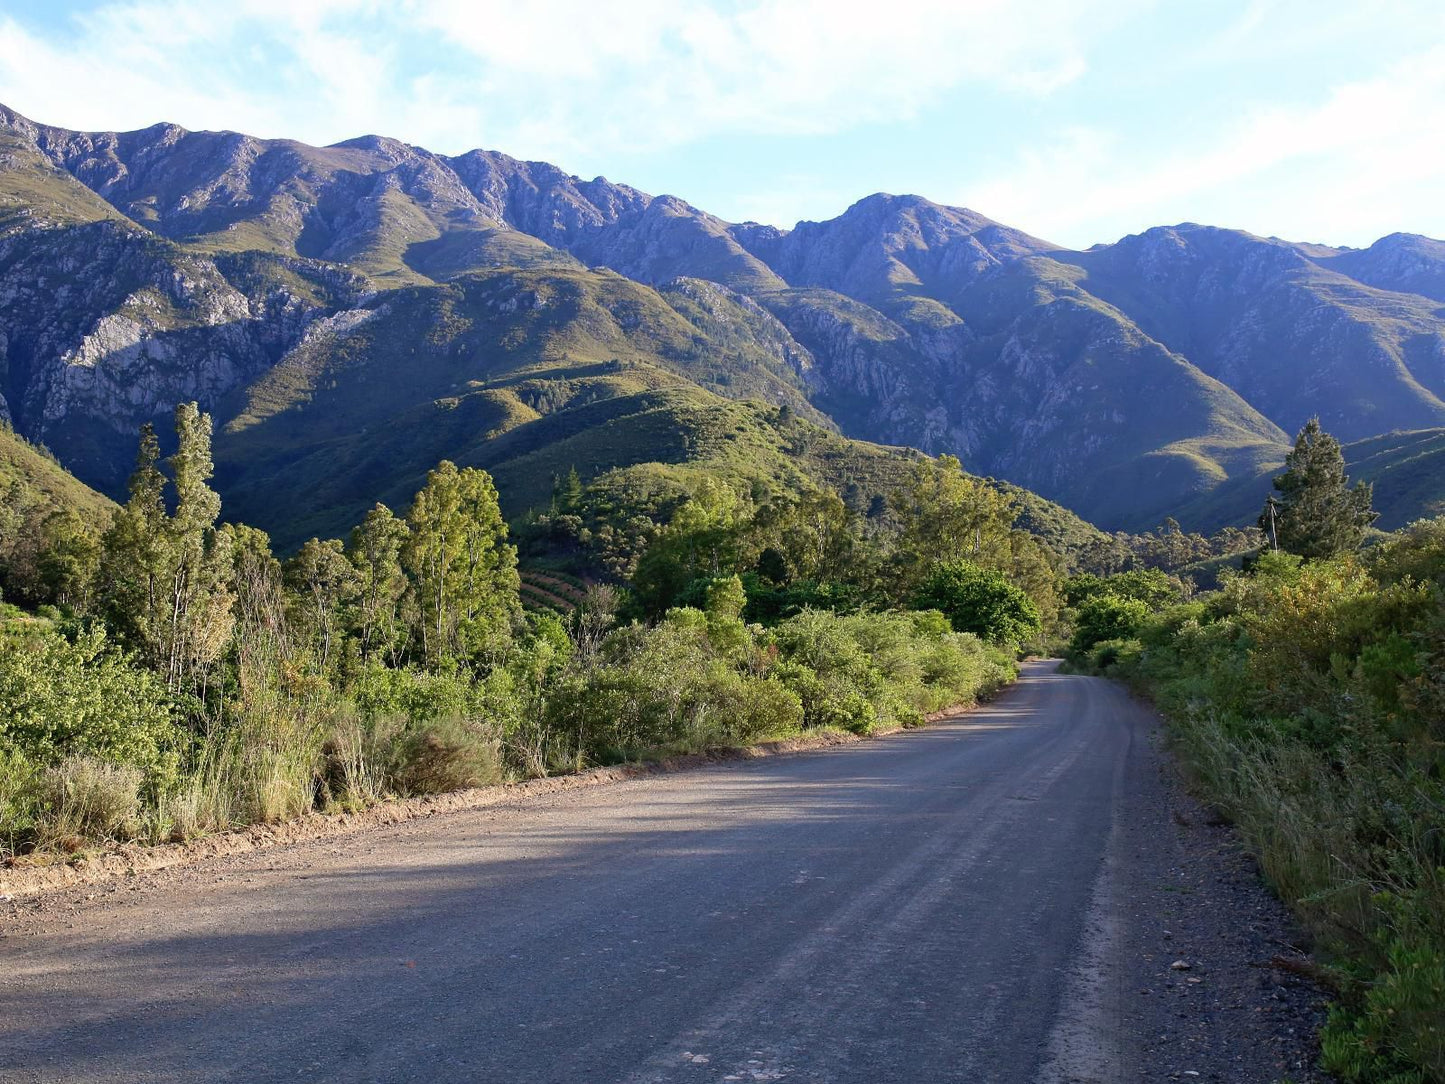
[0,215,364,489]
[1317,233,1445,303]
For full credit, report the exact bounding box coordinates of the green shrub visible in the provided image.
[1087,638,1143,674]
[0,625,181,790]
[386,715,503,796]
[1069,595,1150,655]
[912,561,1041,646]
[0,745,39,851]
[351,662,474,723]
[1113,532,1445,1084]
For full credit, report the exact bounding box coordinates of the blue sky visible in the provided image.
[1,0,1441,248]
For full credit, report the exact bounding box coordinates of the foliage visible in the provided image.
[348,503,410,664]
[1063,567,1187,609]
[1261,418,1379,559]
[912,561,1042,646]
[1076,520,1445,1083]
[0,409,1026,863]
[100,405,235,691]
[404,461,520,666]
[1069,594,1150,654]
[0,623,180,790]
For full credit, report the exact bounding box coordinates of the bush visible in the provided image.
[0,625,181,790]
[771,609,1014,732]
[0,745,39,851]
[1087,638,1142,674]
[912,561,1041,646]
[1111,534,1445,1084]
[1069,594,1150,655]
[351,662,474,723]
[386,715,503,796]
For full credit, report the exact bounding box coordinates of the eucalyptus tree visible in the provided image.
[403,462,519,666]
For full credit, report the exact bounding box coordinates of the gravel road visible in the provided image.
[0,661,1329,1083]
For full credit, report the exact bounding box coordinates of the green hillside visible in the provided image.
[0,125,130,230]
[5,103,1444,542]
[1171,427,1445,533]
[0,425,116,604]
[0,425,116,527]
[210,264,904,548]
[1341,428,1445,527]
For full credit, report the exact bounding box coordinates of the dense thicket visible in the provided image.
[1,410,1042,858]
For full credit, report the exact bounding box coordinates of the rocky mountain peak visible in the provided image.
[2,101,1444,535]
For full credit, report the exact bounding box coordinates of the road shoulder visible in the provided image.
[1046,700,1333,1083]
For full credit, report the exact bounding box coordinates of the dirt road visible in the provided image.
[0,662,1327,1082]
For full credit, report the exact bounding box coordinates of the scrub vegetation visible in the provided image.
[1068,421,1444,1084]
[2,410,1038,861]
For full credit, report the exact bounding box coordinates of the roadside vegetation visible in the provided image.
[1,407,1051,862]
[1068,420,1444,1084]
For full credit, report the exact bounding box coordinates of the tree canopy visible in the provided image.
[1260,418,1378,559]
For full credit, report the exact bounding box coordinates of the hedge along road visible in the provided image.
[0,661,1322,1083]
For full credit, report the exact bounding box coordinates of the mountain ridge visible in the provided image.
[3,102,1443,538]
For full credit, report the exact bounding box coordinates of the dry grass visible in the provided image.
[34,757,141,850]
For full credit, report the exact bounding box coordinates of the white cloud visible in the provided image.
[968,44,1445,248]
[2,1,1440,247]
[0,0,1115,161]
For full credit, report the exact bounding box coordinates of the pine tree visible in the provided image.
[1260,418,1378,559]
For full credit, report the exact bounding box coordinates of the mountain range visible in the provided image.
[2,102,1442,546]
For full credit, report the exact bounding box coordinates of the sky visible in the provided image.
[0,0,1441,249]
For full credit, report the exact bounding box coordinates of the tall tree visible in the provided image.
[223,522,295,701]
[37,509,101,610]
[347,503,410,664]
[404,461,519,666]
[284,537,360,672]
[162,403,234,692]
[101,405,235,691]
[891,457,1017,564]
[631,479,755,616]
[100,422,170,650]
[1260,419,1378,559]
